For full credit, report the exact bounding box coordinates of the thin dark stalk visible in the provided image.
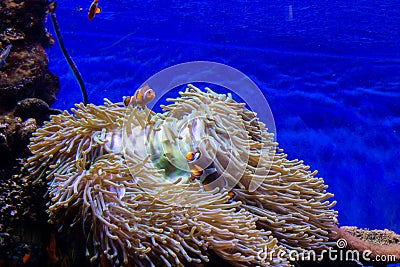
[50,11,89,105]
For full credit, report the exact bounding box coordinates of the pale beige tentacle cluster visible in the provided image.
[25,85,337,266]
[25,96,288,266]
[161,85,338,252]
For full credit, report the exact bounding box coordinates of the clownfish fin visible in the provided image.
[133,88,141,105]
[123,96,131,106]
[95,7,101,14]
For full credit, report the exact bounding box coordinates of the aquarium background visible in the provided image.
[46,0,400,232]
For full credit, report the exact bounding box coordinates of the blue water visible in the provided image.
[46,0,400,233]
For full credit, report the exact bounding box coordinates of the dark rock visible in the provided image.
[15,98,49,121]
[34,72,60,105]
[0,0,53,47]
[16,118,37,154]
[0,44,52,111]
[0,0,59,112]
[0,116,18,158]
[0,28,25,44]
[0,0,60,264]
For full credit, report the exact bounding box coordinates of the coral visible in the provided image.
[25,85,338,266]
[0,28,25,45]
[339,226,400,246]
[1,0,59,111]
[0,116,36,162]
[0,113,55,248]
[0,0,54,48]
[0,43,59,111]
[332,226,400,263]
[0,0,60,264]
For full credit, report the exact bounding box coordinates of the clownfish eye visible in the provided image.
[146,90,155,99]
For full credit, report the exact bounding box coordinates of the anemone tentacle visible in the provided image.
[25,86,337,266]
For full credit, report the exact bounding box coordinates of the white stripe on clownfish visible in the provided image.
[124,84,155,108]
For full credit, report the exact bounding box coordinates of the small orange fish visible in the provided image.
[186,151,200,162]
[124,84,155,108]
[88,0,101,20]
[227,191,237,203]
[22,253,31,264]
[186,151,236,202]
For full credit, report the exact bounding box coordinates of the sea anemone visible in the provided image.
[24,85,337,266]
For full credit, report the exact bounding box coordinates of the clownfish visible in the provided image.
[88,0,101,20]
[186,151,201,164]
[124,84,155,108]
[186,151,218,187]
[186,151,236,202]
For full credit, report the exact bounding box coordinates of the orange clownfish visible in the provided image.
[124,84,155,108]
[186,151,216,183]
[185,151,236,202]
[88,0,101,20]
[186,151,201,162]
